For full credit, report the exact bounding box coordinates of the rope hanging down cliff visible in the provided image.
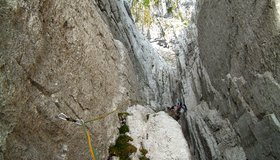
[57,109,118,160]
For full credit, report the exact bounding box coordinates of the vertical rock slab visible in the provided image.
[95,0,177,110]
[180,0,280,159]
[0,0,139,159]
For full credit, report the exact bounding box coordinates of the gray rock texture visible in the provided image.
[95,0,177,110]
[1,0,280,159]
[126,0,196,68]
[179,0,280,159]
[127,0,197,104]
[0,0,177,159]
[0,0,135,159]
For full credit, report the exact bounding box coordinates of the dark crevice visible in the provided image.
[28,77,52,96]
[63,100,81,120]
[70,95,89,111]
[195,122,214,160]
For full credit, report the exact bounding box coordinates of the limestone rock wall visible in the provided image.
[0,0,143,159]
[127,0,194,67]
[180,0,280,159]
[0,0,178,158]
[95,0,177,110]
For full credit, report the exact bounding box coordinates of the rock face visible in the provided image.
[126,105,192,160]
[0,0,139,159]
[95,0,177,109]
[127,0,197,105]
[1,0,280,159]
[0,0,175,159]
[128,0,194,67]
[179,0,280,159]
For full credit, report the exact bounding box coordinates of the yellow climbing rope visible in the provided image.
[83,109,118,160]
[85,109,118,123]
[86,129,96,160]
[58,109,119,160]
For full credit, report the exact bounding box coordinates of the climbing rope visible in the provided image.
[82,123,97,160]
[84,109,117,123]
[86,129,96,160]
[57,109,118,160]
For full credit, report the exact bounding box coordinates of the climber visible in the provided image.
[166,106,177,120]
[170,104,180,121]
[177,103,187,115]
[175,101,182,113]
[166,101,187,121]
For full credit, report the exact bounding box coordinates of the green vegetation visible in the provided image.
[139,147,149,160]
[178,11,184,21]
[109,113,137,160]
[143,0,150,8]
[119,124,129,134]
[167,6,173,14]
[183,19,190,27]
[154,0,160,6]
[140,148,148,155]
[131,0,153,27]
[118,112,130,118]
[109,135,137,160]
[131,0,191,28]
[143,8,152,27]
[139,156,150,160]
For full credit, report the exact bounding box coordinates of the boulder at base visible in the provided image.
[126,105,191,160]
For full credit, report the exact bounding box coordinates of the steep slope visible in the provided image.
[179,0,280,159]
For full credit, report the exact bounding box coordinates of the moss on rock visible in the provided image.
[139,147,149,160]
[109,112,137,159]
[118,112,130,118]
[109,135,137,160]
[118,124,129,134]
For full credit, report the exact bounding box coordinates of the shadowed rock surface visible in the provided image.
[178,0,280,159]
